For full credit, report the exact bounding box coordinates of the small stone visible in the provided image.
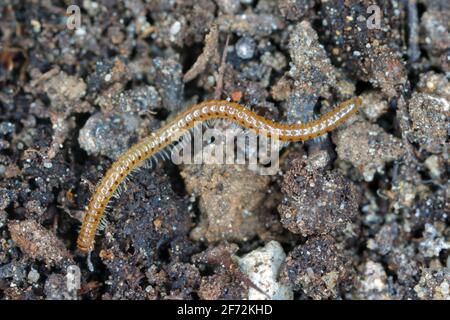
[235,36,256,59]
[354,261,390,299]
[0,122,15,136]
[238,241,293,300]
[78,113,140,159]
[27,268,40,283]
[43,161,53,169]
[30,19,41,32]
[424,155,443,179]
[170,21,181,35]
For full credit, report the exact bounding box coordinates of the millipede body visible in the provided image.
[77,97,362,253]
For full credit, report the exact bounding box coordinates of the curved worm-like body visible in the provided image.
[77,97,362,253]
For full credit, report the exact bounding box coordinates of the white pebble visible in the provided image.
[170,21,181,35]
[27,268,40,283]
[237,241,293,300]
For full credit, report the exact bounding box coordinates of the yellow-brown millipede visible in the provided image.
[77,97,362,253]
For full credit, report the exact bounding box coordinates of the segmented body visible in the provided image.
[77,97,362,253]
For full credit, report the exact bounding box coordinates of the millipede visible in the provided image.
[77,97,362,254]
